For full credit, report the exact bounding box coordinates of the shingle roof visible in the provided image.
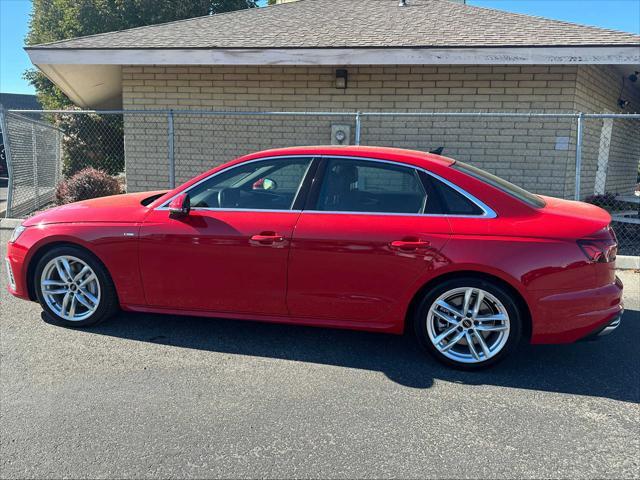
[0,93,41,110]
[28,0,640,50]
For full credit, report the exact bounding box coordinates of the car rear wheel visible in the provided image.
[34,246,118,327]
[413,277,522,370]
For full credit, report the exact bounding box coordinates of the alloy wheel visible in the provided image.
[40,255,101,322]
[426,287,510,364]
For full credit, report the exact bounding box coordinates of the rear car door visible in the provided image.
[139,156,316,316]
[286,156,452,325]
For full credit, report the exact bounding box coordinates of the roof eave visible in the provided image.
[27,45,640,65]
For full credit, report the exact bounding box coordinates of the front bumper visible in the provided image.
[5,241,30,300]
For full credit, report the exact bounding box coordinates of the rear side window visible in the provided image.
[315,159,427,214]
[453,161,545,208]
[422,175,484,216]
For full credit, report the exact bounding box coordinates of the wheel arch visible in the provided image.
[26,240,113,302]
[404,270,533,341]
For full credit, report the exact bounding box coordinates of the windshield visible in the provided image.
[453,161,546,208]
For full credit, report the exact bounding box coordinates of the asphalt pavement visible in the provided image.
[1,230,638,478]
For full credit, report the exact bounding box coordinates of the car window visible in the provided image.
[187,157,312,210]
[314,159,427,214]
[453,161,545,208]
[422,174,485,216]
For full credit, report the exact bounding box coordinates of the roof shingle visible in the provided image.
[28,0,640,50]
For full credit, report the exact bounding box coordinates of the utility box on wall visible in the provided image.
[331,125,351,145]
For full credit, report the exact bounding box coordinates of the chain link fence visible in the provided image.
[1,108,638,254]
[580,116,640,255]
[0,111,63,217]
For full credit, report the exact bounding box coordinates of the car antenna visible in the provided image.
[429,147,444,155]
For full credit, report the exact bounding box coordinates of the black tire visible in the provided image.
[413,276,522,370]
[34,245,119,328]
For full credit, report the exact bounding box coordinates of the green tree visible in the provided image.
[24,0,257,176]
[25,0,258,109]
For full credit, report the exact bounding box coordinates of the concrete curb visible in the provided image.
[1,217,639,270]
[616,255,640,270]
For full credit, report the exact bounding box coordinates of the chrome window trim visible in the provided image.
[180,208,303,214]
[156,155,316,211]
[156,153,496,219]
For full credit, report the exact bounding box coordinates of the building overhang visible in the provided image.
[26,46,640,109]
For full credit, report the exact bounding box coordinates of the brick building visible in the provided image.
[25,0,640,196]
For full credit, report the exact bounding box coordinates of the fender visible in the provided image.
[17,223,146,306]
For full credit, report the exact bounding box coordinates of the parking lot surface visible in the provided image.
[1,232,638,478]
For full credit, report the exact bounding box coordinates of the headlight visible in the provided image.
[9,225,26,243]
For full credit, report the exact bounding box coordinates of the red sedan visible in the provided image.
[5,146,623,369]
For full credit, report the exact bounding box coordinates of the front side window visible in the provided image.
[315,159,427,214]
[187,157,312,210]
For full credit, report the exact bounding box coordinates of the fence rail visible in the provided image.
[1,107,638,254]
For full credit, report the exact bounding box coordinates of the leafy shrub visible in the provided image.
[56,167,122,205]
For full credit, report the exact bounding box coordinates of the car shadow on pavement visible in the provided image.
[62,308,639,403]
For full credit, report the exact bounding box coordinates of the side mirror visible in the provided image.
[168,193,190,217]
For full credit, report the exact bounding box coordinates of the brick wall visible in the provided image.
[122,64,620,198]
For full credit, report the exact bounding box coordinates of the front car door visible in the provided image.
[139,156,315,316]
[287,156,463,328]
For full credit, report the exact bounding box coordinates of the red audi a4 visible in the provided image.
[6,146,623,369]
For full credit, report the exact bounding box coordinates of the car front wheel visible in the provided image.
[35,246,118,327]
[413,277,522,370]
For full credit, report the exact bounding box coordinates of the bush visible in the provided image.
[56,167,122,205]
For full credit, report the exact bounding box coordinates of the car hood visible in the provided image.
[22,191,167,226]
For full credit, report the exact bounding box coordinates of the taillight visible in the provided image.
[577,226,617,263]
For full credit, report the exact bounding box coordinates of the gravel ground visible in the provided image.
[1,232,638,479]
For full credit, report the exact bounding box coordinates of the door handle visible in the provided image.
[390,239,431,250]
[250,232,285,245]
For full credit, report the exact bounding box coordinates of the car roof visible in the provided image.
[239,146,455,169]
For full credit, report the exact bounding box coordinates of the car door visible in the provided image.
[139,156,316,316]
[286,156,453,325]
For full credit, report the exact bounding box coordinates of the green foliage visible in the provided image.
[24,0,257,177]
[60,114,125,176]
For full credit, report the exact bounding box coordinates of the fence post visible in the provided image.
[574,112,584,201]
[32,123,39,210]
[0,105,14,218]
[167,109,175,189]
[354,111,362,146]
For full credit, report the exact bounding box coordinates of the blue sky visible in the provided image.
[1,0,639,95]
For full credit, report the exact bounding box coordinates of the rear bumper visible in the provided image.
[581,311,624,340]
[530,276,624,344]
